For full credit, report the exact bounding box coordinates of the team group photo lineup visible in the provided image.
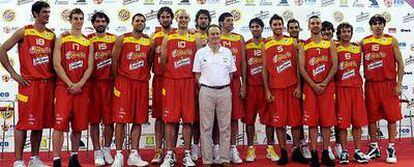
[0,0,411,167]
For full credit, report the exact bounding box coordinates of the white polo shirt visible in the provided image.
[193,44,237,87]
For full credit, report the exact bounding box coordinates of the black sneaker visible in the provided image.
[386,146,397,163]
[321,149,335,167]
[310,150,320,167]
[68,154,82,167]
[367,145,381,159]
[339,151,349,164]
[53,159,62,167]
[277,148,288,166]
[354,150,369,164]
[292,147,308,164]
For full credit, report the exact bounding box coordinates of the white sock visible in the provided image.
[53,157,60,161]
[185,150,191,154]
[116,150,122,154]
[71,152,78,156]
[248,145,254,149]
[214,144,219,149]
[388,143,395,148]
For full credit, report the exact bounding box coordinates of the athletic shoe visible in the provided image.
[339,151,349,164]
[94,150,105,166]
[354,150,369,164]
[245,147,256,162]
[386,146,397,164]
[111,153,124,167]
[266,145,280,162]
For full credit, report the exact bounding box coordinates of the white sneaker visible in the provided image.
[300,142,312,159]
[386,146,397,164]
[161,152,175,167]
[229,147,243,164]
[213,145,220,164]
[191,144,200,161]
[111,153,124,167]
[103,147,114,165]
[13,161,26,167]
[94,150,106,166]
[183,152,196,166]
[127,152,149,167]
[28,157,48,167]
[328,146,335,160]
[335,144,343,158]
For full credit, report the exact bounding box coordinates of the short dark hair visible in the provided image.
[269,14,284,26]
[69,8,84,20]
[336,22,353,41]
[132,13,146,23]
[157,6,174,20]
[249,17,264,28]
[369,14,386,26]
[322,21,335,32]
[308,15,320,23]
[287,19,300,29]
[206,24,220,35]
[31,1,50,18]
[91,12,110,24]
[195,9,211,27]
[218,12,233,23]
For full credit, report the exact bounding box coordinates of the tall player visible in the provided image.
[160,9,200,167]
[150,6,175,164]
[244,17,278,163]
[191,9,211,162]
[0,1,53,167]
[362,14,404,164]
[298,15,337,167]
[262,14,307,165]
[287,18,312,160]
[87,12,116,166]
[52,8,93,167]
[334,22,369,164]
[218,12,246,164]
[111,13,152,167]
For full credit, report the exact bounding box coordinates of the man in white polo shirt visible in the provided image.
[193,24,236,167]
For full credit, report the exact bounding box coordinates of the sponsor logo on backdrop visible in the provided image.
[405,55,414,66]
[282,10,294,21]
[382,12,391,22]
[225,0,240,5]
[388,27,397,33]
[60,9,71,22]
[60,27,70,33]
[145,10,158,21]
[207,0,219,4]
[304,0,316,5]
[403,13,414,23]
[352,0,364,7]
[3,9,15,22]
[115,26,127,33]
[17,0,33,5]
[245,0,255,6]
[230,9,241,22]
[277,0,289,6]
[368,0,379,7]
[411,44,414,51]
[399,42,407,49]
[178,0,191,5]
[321,0,335,7]
[339,0,348,7]
[394,0,405,6]
[159,0,173,5]
[239,26,249,33]
[3,26,19,34]
[55,0,69,5]
[123,0,139,5]
[356,12,369,22]
[307,11,321,19]
[355,27,364,33]
[209,10,216,18]
[144,0,155,5]
[294,0,303,6]
[118,9,131,22]
[0,0,11,4]
[2,75,10,82]
[254,10,270,20]
[0,92,9,98]
[333,11,344,22]
[73,0,87,5]
[401,29,412,32]
[84,27,94,34]
[260,0,272,5]
[404,71,412,75]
